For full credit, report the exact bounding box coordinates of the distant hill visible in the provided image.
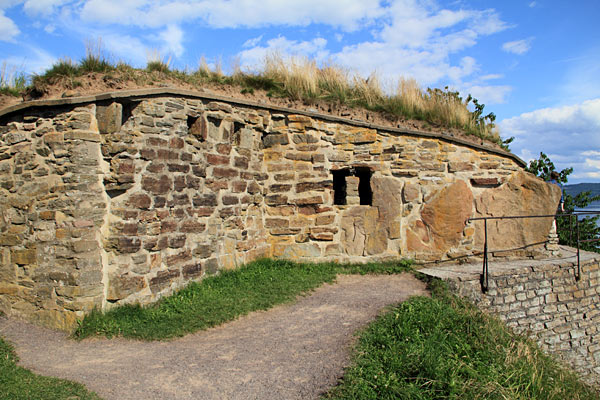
[563,183,600,209]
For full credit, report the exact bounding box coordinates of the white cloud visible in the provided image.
[79,0,385,30]
[502,38,533,55]
[501,99,600,183]
[528,2,537,8]
[243,35,263,48]
[23,0,70,16]
[101,33,148,66]
[158,24,184,58]
[465,85,512,105]
[0,10,19,41]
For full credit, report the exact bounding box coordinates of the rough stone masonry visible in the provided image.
[0,88,561,330]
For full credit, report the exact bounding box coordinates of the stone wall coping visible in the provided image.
[0,87,526,167]
[418,246,600,282]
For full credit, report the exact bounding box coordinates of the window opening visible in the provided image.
[332,167,372,206]
[355,167,373,205]
[333,169,349,205]
[187,115,198,130]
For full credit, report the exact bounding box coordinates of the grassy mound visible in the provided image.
[325,279,598,399]
[1,50,508,148]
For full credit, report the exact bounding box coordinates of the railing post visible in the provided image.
[481,218,489,292]
[576,217,581,281]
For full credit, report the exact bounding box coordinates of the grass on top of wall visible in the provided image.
[6,42,507,148]
[0,336,101,400]
[324,278,599,400]
[73,258,413,341]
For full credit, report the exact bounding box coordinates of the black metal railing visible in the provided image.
[468,211,600,292]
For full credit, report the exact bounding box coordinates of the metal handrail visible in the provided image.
[468,211,600,292]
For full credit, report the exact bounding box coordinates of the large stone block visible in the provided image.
[407,180,473,255]
[473,171,561,251]
[97,102,123,134]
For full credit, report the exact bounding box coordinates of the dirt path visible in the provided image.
[0,274,427,400]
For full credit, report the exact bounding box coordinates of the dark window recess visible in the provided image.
[121,101,136,124]
[187,115,198,130]
[355,167,373,205]
[332,167,372,206]
[333,169,350,205]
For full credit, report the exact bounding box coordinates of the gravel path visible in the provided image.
[0,273,427,400]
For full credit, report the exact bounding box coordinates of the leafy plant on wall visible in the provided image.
[526,152,600,253]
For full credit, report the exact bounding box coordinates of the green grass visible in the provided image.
[73,258,413,341]
[325,278,599,400]
[0,336,101,400]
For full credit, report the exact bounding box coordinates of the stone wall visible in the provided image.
[0,89,560,329]
[440,253,600,386]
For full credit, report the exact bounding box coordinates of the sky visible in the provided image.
[1,0,599,183]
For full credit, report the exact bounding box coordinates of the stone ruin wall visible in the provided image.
[0,89,560,330]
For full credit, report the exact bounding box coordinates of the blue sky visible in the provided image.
[1,0,599,183]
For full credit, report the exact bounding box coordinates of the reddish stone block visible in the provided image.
[193,193,218,206]
[269,184,292,193]
[182,263,203,279]
[180,220,206,233]
[470,177,501,186]
[118,161,135,174]
[168,235,187,248]
[265,194,288,206]
[206,180,229,191]
[139,210,158,222]
[186,175,201,189]
[232,181,247,193]
[140,149,156,160]
[234,156,249,169]
[180,152,193,162]
[172,208,185,218]
[146,137,168,147]
[298,206,317,215]
[174,176,186,192]
[166,250,191,266]
[296,180,332,193]
[169,137,184,149]
[207,154,230,165]
[141,175,172,194]
[150,268,181,293]
[265,218,289,228]
[146,162,165,173]
[192,165,206,177]
[274,172,295,182]
[247,181,261,194]
[156,209,170,219]
[118,237,141,253]
[161,220,178,233]
[216,144,232,154]
[167,193,190,207]
[219,207,236,218]
[222,195,239,205]
[157,149,179,161]
[122,223,139,235]
[189,117,207,140]
[186,207,215,217]
[154,196,166,208]
[294,195,323,205]
[213,167,238,179]
[168,163,190,173]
